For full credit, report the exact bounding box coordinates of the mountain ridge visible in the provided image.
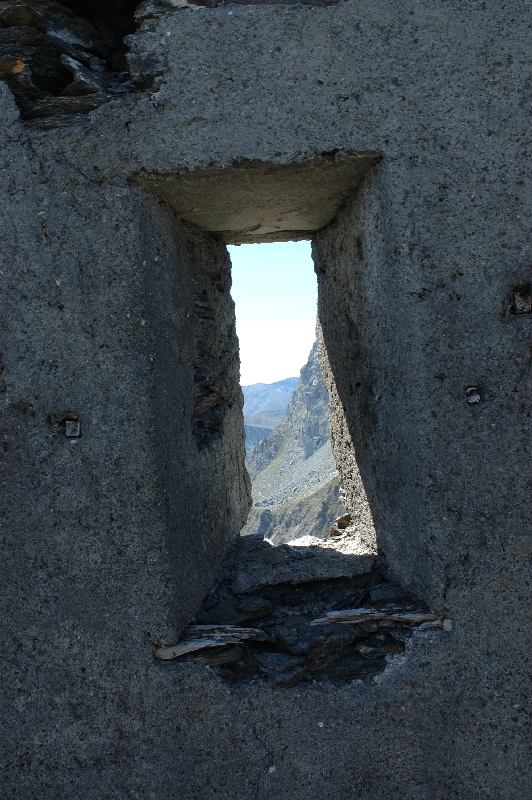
[242,376,299,414]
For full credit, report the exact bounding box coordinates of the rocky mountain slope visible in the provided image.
[242,376,298,452]
[242,342,345,543]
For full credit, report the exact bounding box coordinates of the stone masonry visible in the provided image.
[1,1,532,797]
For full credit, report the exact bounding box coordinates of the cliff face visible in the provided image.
[243,341,345,543]
[247,342,330,479]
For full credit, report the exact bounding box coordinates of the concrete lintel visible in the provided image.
[141,152,380,244]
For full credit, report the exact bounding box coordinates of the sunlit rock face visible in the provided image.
[242,341,346,544]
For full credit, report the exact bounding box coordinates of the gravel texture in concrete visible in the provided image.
[1,1,532,797]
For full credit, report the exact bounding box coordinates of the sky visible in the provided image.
[228,241,318,386]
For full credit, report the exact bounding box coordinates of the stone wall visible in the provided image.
[1,1,532,797]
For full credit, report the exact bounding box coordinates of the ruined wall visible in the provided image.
[1,0,532,797]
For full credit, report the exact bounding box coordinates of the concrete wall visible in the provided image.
[317,322,377,552]
[1,1,532,797]
[0,82,251,793]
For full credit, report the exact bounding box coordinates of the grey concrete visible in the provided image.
[318,324,377,553]
[1,0,532,797]
[144,153,378,243]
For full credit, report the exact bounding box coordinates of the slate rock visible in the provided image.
[191,645,246,667]
[44,21,110,63]
[270,616,365,657]
[0,25,47,46]
[0,3,46,31]
[369,583,412,604]
[254,651,305,674]
[163,534,430,687]
[23,91,110,118]
[198,594,274,626]
[267,665,309,687]
[0,0,123,118]
[105,71,134,94]
[0,53,44,108]
[60,53,102,95]
[225,535,375,594]
[0,41,69,93]
[310,649,386,681]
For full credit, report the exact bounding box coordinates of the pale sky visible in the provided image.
[228,241,318,386]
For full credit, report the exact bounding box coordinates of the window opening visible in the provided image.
[230,241,344,546]
[156,239,446,687]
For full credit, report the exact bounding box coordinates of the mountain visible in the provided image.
[242,341,345,543]
[242,376,299,452]
[242,377,299,414]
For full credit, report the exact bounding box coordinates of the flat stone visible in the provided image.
[191,645,245,667]
[22,92,110,118]
[254,651,305,674]
[267,665,309,687]
[198,594,273,625]
[60,54,102,96]
[224,536,375,594]
[270,616,366,657]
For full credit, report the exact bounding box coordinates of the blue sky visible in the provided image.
[228,241,317,386]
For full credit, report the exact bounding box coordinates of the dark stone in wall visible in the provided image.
[62,0,139,14]
[162,535,436,688]
[0,0,139,118]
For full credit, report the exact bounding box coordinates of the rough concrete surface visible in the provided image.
[317,323,378,551]
[1,0,532,797]
[144,153,379,243]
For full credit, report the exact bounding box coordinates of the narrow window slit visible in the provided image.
[144,155,450,688]
[155,240,447,688]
